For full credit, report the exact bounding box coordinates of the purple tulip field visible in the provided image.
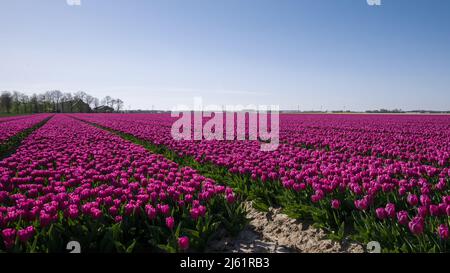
[0,113,449,253]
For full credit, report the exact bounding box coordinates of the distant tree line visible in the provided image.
[0,90,124,114]
[365,108,404,113]
[280,109,450,114]
[366,109,450,114]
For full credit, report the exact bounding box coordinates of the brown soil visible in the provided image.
[206,202,365,253]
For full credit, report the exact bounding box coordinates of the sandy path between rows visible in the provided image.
[207,202,364,253]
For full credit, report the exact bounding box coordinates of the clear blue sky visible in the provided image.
[1,0,449,111]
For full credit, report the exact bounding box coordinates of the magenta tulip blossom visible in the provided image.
[438,225,449,240]
[396,211,409,225]
[375,208,387,220]
[166,216,175,230]
[407,194,419,207]
[385,203,396,219]
[17,226,35,243]
[331,199,341,209]
[178,236,190,250]
[408,217,425,235]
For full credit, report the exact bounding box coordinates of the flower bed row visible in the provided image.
[279,114,450,166]
[0,115,32,124]
[0,115,239,253]
[0,114,52,144]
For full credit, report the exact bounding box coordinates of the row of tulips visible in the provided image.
[0,115,239,252]
[0,114,52,144]
[0,115,33,124]
[279,114,449,166]
[78,113,449,166]
[72,113,450,252]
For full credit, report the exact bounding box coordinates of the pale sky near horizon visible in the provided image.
[1,0,449,111]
